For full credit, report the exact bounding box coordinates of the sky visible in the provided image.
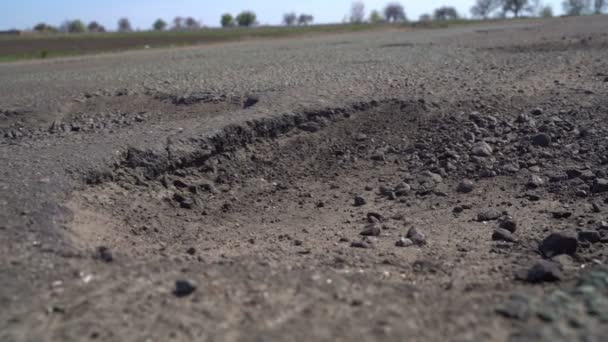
[1,0,565,31]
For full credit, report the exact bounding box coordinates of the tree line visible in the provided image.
[27,1,608,34]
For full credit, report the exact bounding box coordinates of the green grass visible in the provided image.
[0,18,539,62]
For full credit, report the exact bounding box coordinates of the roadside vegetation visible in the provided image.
[1,0,606,62]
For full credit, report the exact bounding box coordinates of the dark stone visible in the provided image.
[406,227,427,246]
[173,280,196,297]
[350,241,370,249]
[516,260,562,283]
[566,169,582,179]
[499,218,517,233]
[552,211,572,219]
[578,230,601,243]
[539,232,578,258]
[96,246,113,263]
[243,95,259,108]
[492,228,516,242]
[531,133,551,147]
[354,195,366,206]
[592,178,608,193]
[186,247,196,255]
[456,180,475,193]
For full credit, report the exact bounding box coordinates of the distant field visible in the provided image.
[0,19,529,62]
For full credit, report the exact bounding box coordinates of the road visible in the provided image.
[1,16,608,341]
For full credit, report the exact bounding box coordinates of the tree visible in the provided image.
[434,6,459,20]
[594,0,607,13]
[541,5,554,16]
[33,23,57,33]
[503,0,529,17]
[173,16,184,30]
[221,14,234,27]
[184,17,200,30]
[153,19,167,31]
[471,0,500,18]
[236,11,257,27]
[562,0,591,15]
[118,18,132,32]
[370,10,384,23]
[283,12,297,26]
[350,2,366,23]
[64,20,86,33]
[419,14,432,23]
[298,14,314,25]
[384,3,407,22]
[87,21,105,33]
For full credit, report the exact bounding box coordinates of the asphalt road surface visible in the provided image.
[2,16,608,342]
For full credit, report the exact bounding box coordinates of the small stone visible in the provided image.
[471,142,493,157]
[186,247,196,255]
[360,223,381,237]
[354,195,366,206]
[502,163,520,173]
[406,227,426,246]
[492,228,516,243]
[531,108,543,116]
[592,178,608,193]
[517,260,562,283]
[531,133,552,147]
[299,122,321,133]
[395,237,414,247]
[173,280,196,297]
[96,246,113,263]
[566,169,582,179]
[477,208,503,222]
[499,218,517,233]
[527,175,544,188]
[456,180,474,193]
[350,241,370,249]
[243,95,259,108]
[496,294,531,320]
[578,230,601,243]
[539,232,578,258]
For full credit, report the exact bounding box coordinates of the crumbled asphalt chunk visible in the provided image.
[354,195,366,206]
[406,227,426,246]
[471,141,493,157]
[539,232,578,258]
[173,280,196,297]
[477,208,503,222]
[456,180,474,193]
[492,228,516,242]
[531,133,552,147]
[516,260,563,283]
